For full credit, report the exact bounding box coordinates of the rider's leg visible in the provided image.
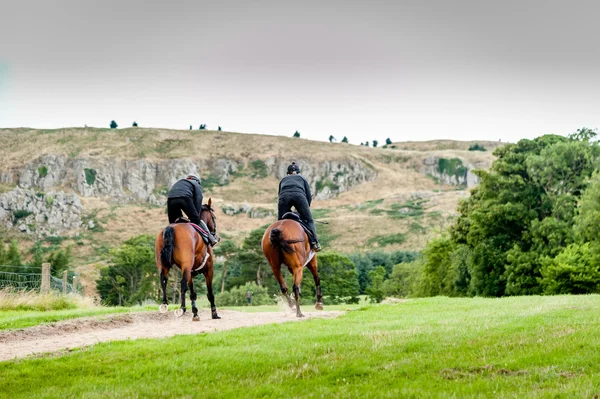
[277,194,293,219]
[294,195,321,251]
[167,198,184,223]
[181,198,218,246]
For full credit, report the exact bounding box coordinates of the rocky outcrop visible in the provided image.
[264,157,377,200]
[221,203,275,219]
[6,154,376,203]
[0,188,83,237]
[422,156,481,187]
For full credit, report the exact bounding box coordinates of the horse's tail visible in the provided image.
[160,225,175,268]
[270,228,296,254]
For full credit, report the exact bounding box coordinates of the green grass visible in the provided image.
[367,233,407,247]
[0,305,175,331]
[1,296,600,398]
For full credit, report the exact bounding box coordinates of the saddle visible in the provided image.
[281,212,316,243]
[174,217,210,245]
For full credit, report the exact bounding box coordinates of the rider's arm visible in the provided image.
[304,177,312,206]
[193,181,203,212]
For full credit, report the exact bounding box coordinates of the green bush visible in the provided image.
[84,168,97,185]
[13,210,33,221]
[365,266,386,303]
[215,282,274,306]
[367,233,406,247]
[249,160,269,179]
[468,143,486,151]
[38,166,48,178]
[540,243,600,294]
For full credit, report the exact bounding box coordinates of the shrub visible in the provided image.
[365,266,386,303]
[249,160,269,179]
[293,131,300,138]
[215,282,274,306]
[38,166,48,178]
[110,120,118,129]
[13,210,33,221]
[84,168,97,185]
[540,243,600,294]
[468,143,486,151]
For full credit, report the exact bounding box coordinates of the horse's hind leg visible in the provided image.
[269,260,293,309]
[306,257,323,310]
[292,267,304,318]
[159,268,170,313]
[176,267,191,317]
[188,274,199,321]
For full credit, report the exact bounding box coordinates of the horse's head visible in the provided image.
[200,198,218,239]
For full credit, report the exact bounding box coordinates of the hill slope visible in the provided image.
[0,128,500,288]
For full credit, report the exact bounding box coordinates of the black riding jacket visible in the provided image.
[278,174,312,205]
[167,179,203,211]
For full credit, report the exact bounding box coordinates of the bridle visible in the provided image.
[202,206,217,236]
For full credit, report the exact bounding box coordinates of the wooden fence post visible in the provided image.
[41,263,51,294]
[62,270,68,295]
[72,276,78,294]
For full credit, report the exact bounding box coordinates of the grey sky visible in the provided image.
[1,0,599,143]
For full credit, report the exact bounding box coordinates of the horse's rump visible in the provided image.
[269,226,304,254]
[160,225,175,269]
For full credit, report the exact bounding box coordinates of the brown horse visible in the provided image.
[262,218,323,317]
[155,198,220,321]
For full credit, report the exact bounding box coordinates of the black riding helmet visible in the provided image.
[287,162,301,175]
[186,173,201,184]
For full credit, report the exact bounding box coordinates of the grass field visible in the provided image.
[1,295,599,398]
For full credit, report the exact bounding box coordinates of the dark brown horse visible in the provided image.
[155,198,220,321]
[262,219,323,317]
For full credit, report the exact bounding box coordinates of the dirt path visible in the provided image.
[0,309,343,362]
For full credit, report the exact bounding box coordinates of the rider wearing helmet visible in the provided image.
[278,162,321,252]
[167,173,218,246]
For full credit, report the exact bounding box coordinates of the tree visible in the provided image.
[7,240,21,266]
[365,266,386,303]
[328,135,336,143]
[213,240,238,293]
[342,136,349,143]
[372,140,378,148]
[199,124,206,130]
[365,141,369,147]
[293,131,300,138]
[96,235,156,306]
[385,138,392,145]
[132,121,138,127]
[110,120,118,129]
[46,246,73,277]
[315,252,360,304]
[218,126,222,131]
[189,125,193,130]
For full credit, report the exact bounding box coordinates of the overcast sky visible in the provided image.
[1,0,599,143]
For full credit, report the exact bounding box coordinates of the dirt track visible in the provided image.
[0,309,343,362]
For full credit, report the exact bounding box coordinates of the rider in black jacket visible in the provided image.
[278,162,321,252]
[167,174,218,246]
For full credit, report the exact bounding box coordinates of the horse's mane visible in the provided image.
[201,204,214,212]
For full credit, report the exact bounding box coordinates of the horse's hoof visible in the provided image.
[174,308,184,317]
[297,313,305,318]
[192,315,200,322]
[212,313,221,320]
[159,304,168,313]
[315,302,323,311]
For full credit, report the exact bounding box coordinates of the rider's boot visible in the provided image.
[312,240,322,252]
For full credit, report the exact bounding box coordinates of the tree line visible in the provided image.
[382,128,600,297]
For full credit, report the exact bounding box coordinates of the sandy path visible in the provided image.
[0,309,343,362]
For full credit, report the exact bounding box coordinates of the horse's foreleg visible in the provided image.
[306,258,323,310]
[204,265,220,319]
[189,277,199,321]
[292,268,304,318]
[159,268,169,313]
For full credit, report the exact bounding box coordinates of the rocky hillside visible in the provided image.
[0,127,501,271]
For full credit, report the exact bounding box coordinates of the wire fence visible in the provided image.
[0,264,80,294]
